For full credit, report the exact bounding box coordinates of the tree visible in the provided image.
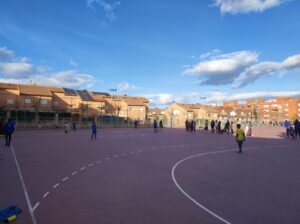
[32,96,41,126]
[114,100,123,117]
[253,109,258,122]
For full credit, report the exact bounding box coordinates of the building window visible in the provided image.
[139,108,144,112]
[53,101,60,106]
[129,107,134,112]
[24,98,31,104]
[7,99,14,104]
[40,99,48,105]
[173,110,180,115]
[263,105,269,108]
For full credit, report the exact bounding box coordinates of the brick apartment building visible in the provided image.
[221,97,300,123]
[0,83,149,126]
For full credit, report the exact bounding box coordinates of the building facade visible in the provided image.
[0,83,149,127]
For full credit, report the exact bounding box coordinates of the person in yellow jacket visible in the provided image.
[236,124,245,153]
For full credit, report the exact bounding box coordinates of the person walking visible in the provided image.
[236,124,245,153]
[3,119,15,147]
[91,121,97,140]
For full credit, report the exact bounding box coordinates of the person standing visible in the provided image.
[153,119,158,133]
[236,124,245,153]
[230,122,234,134]
[204,120,209,131]
[134,119,138,129]
[210,120,215,134]
[224,121,230,134]
[3,119,15,146]
[283,120,290,138]
[294,119,300,138]
[159,120,163,129]
[91,121,97,140]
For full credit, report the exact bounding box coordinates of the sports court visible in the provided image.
[1,126,299,224]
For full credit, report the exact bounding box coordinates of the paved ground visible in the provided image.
[0,126,299,224]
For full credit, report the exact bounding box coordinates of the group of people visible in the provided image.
[153,119,163,133]
[283,119,300,139]
[185,120,197,132]
[185,119,253,137]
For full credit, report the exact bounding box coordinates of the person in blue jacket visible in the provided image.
[3,119,15,146]
[283,120,290,138]
[91,121,97,140]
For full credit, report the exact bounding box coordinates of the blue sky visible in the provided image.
[0,0,300,107]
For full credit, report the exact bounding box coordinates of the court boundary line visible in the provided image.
[171,145,288,224]
[11,145,38,224]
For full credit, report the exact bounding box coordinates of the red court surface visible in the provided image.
[1,126,300,224]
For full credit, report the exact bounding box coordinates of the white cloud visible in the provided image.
[0,70,97,89]
[87,0,121,22]
[118,81,140,91]
[235,61,282,87]
[0,47,15,60]
[0,62,33,77]
[235,54,300,87]
[175,92,199,103]
[143,92,201,107]
[282,54,300,69]
[206,90,300,104]
[212,0,288,14]
[0,46,98,89]
[143,93,174,107]
[185,50,300,88]
[184,51,258,85]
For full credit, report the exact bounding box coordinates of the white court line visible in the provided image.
[53,183,60,189]
[172,149,235,224]
[171,145,289,224]
[11,145,38,224]
[105,157,110,160]
[80,166,86,171]
[43,192,50,198]
[72,171,78,176]
[113,155,119,158]
[88,163,94,167]
[62,177,69,181]
[96,160,102,164]
[32,202,40,212]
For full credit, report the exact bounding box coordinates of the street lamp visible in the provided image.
[109,88,117,126]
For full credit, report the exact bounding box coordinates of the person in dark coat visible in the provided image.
[91,121,97,140]
[224,121,230,134]
[210,120,215,133]
[3,119,15,146]
[159,120,163,129]
[294,119,300,138]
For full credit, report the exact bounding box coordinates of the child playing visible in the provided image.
[236,124,245,153]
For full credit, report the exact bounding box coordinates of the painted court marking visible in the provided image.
[43,192,50,198]
[11,145,38,224]
[171,146,288,224]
